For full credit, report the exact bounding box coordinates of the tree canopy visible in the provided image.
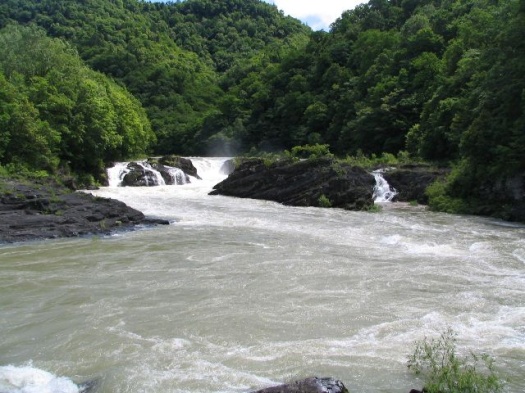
[0,24,154,180]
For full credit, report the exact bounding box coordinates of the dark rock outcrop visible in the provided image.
[0,180,168,243]
[382,165,449,204]
[473,173,525,222]
[251,377,349,393]
[158,155,201,179]
[121,162,162,187]
[210,158,375,210]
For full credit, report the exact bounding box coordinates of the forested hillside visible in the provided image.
[215,0,524,218]
[0,0,309,156]
[0,0,523,220]
[0,23,154,182]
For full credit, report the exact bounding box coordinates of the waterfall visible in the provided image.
[372,169,397,202]
[107,162,165,187]
[107,162,130,187]
[139,162,166,187]
[165,167,188,185]
[106,157,231,187]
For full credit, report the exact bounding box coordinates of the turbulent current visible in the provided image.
[1,157,524,393]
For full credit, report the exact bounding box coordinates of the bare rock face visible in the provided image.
[251,377,349,393]
[210,157,375,211]
[0,180,168,243]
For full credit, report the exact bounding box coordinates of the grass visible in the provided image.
[408,328,504,393]
[367,203,383,212]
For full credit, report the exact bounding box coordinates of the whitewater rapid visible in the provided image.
[1,157,524,393]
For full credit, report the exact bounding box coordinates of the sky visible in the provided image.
[149,0,365,32]
[264,0,364,31]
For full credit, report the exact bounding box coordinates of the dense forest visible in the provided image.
[0,0,523,219]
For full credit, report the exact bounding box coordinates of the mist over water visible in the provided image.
[1,158,524,393]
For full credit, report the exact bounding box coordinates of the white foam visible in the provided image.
[0,365,80,393]
[512,248,525,264]
[372,169,397,202]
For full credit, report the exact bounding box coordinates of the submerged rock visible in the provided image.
[0,180,168,243]
[210,157,375,210]
[251,377,349,393]
[78,378,100,393]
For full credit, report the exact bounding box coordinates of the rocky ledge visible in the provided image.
[0,180,168,243]
[210,158,375,210]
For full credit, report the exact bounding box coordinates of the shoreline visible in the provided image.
[0,179,168,244]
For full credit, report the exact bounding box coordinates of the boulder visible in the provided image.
[251,377,349,393]
[158,155,201,179]
[210,157,375,210]
[121,162,162,187]
[153,163,190,185]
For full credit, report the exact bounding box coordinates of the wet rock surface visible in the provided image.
[0,180,168,243]
[158,155,201,179]
[251,377,349,393]
[210,158,375,210]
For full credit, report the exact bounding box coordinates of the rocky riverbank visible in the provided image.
[0,179,168,243]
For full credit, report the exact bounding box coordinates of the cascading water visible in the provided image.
[140,162,166,186]
[107,162,130,187]
[107,157,231,188]
[372,169,397,202]
[107,161,166,187]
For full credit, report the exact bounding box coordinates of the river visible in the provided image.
[1,157,524,393]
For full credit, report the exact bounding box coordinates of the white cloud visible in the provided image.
[266,0,365,31]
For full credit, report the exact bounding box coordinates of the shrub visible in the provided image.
[426,178,468,214]
[287,143,333,160]
[366,203,383,212]
[318,194,332,208]
[408,328,504,393]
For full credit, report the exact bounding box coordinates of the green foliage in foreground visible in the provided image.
[408,328,504,393]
